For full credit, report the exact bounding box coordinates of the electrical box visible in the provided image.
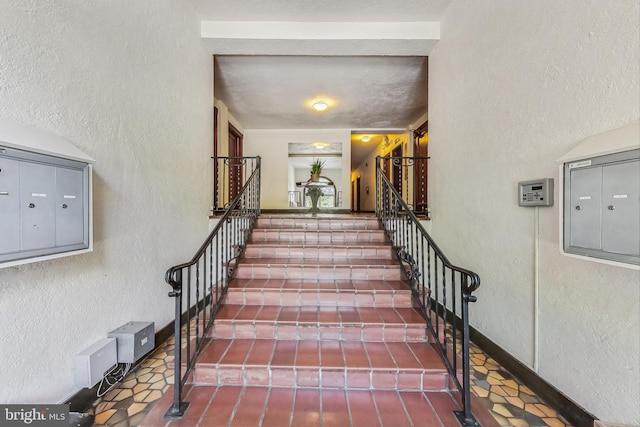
[0,119,94,268]
[108,321,155,363]
[518,178,554,207]
[75,337,117,388]
[562,149,639,265]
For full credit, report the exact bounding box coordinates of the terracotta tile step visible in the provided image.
[212,305,427,342]
[243,243,395,260]
[224,288,411,308]
[140,385,502,427]
[191,338,449,391]
[234,259,402,281]
[228,278,411,292]
[250,229,387,244]
[224,279,412,307]
[255,215,380,231]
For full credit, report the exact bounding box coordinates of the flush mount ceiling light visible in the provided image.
[313,142,329,149]
[312,101,328,111]
[361,135,371,142]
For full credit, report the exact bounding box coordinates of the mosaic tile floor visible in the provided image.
[87,333,572,427]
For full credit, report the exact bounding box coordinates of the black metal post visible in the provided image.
[454,286,479,426]
[165,269,189,418]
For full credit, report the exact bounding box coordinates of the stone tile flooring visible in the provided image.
[87,334,572,426]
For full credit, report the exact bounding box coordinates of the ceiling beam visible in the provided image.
[201,21,439,55]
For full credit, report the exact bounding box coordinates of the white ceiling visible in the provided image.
[214,55,429,129]
[191,0,449,162]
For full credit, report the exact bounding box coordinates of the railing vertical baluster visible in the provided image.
[186,267,192,365]
[434,258,439,342]
[452,269,457,372]
[442,264,448,362]
[427,243,431,314]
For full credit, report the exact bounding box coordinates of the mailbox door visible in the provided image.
[0,158,20,255]
[20,161,56,251]
[602,160,640,256]
[55,167,86,247]
[569,167,602,250]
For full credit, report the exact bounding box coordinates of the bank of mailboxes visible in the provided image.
[563,149,640,265]
[0,146,91,264]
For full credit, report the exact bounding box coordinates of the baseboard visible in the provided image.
[66,321,175,412]
[469,326,596,427]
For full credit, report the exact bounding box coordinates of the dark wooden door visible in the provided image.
[228,124,243,202]
[413,121,428,214]
[213,107,219,209]
[391,145,402,196]
[356,177,361,212]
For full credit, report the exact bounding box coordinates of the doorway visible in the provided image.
[228,124,243,202]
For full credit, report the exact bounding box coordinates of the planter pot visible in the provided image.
[310,173,320,182]
[310,192,321,212]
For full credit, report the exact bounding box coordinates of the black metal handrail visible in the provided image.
[164,156,261,419]
[375,156,480,426]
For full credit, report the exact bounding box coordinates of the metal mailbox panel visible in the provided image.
[0,157,20,254]
[602,160,640,256]
[19,161,56,251]
[569,167,602,250]
[55,167,86,247]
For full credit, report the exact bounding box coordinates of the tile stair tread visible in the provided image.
[236,258,400,266]
[251,228,385,233]
[227,279,412,292]
[214,305,426,325]
[196,338,445,371]
[244,242,393,248]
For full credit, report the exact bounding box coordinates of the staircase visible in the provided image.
[142,214,497,426]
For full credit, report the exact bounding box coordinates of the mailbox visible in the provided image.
[0,120,93,268]
[558,122,639,267]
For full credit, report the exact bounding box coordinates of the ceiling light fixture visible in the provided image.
[361,135,371,142]
[312,101,328,111]
[313,142,329,149]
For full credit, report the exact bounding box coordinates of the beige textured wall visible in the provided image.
[0,1,213,403]
[429,0,639,422]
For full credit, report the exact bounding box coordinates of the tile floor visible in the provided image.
[87,333,572,426]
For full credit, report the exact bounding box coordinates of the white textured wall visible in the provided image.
[243,129,351,209]
[429,0,639,423]
[0,1,213,403]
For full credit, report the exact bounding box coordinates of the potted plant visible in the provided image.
[310,159,325,182]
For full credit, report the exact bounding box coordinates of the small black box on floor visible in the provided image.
[107,321,154,363]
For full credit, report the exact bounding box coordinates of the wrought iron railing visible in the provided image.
[378,155,429,216]
[164,156,260,418]
[375,156,480,426]
[212,156,260,212]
